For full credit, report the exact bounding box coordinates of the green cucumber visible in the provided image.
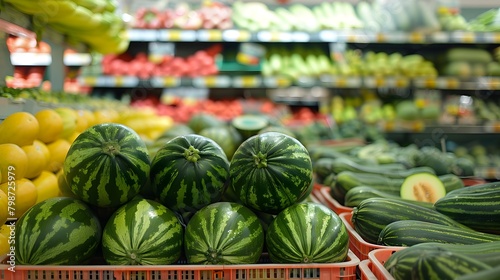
[456,264,500,280]
[351,197,469,244]
[378,220,500,247]
[438,173,465,192]
[344,186,434,208]
[441,181,500,195]
[312,157,407,182]
[316,157,428,178]
[384,241,500,279]
[322,173,336,187]
[333,171,403,203]
[435,181,500,234]
[411,250,492,280]
[308,147,375,164]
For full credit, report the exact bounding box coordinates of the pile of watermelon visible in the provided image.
[13,112,350,266]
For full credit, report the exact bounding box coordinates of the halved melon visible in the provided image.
[400,173,446,203]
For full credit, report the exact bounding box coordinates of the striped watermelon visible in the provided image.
[266,202,349,263]
[184,202,264,264]
[15,197,101,265]
[229,132,313,214]
[187,112,224,133]
[63,123,150,207]
[150,134,230,215]
[102,197,184,265]
[199,125,240,159]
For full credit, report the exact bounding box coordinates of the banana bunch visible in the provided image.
[4,0,128,54]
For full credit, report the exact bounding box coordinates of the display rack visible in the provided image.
[126,28,500,44]
[0,4,90,91]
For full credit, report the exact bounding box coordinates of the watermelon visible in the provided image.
[231,114,269,140]
[187,112,225,133]
[102,197,184,265]
[63,123,150,207]
[148,124,195,158]
[15,197,101,265]
[266,202,349,263]
[258,125,296,138]
[229,132,313,214]
[150,134,230,215]
[184,202,264,264]
[199,125,239,159]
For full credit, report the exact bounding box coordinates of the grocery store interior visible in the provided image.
[1,0,500,279]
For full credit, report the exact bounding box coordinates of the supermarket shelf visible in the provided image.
[414,77,500,90]
[10,53,52,66]
[0,4,87,52]
[64,53,93,66]
[78,75,500,90]
[127,28,500,44]
[384,124,500,134]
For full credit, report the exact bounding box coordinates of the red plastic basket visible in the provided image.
[368,248,405,280]
[0,251,360,280]
[358,260,377,280]
[339,212,402,261]
[317,187,353,215]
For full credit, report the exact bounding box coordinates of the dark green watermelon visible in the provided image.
[102,197,184,265]
[184,202,264,264]
[187,112,225,133]
[266,202,349,263]
[230,132,313,214]
[63,123,151,207]
[15,197,101,265]
[199,125,239,159]
[150,134,230,215]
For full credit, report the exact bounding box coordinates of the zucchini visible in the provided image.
[415,146,453,175]
[344,186,434,208]
[333,171,403,203]
[411,250,492,280]
[384,241,500,279]
[351,197,469,244]
[456,264,500,280]
[316,157,427,178]
[321,173,336,187]
[308,147,375,163]
[441,181,500,195]
[438,173,465,192]
[434,181,500,234]
[378,220,500,247]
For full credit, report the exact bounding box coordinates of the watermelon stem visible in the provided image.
[253,152,268,168]
[102,141,121,156]
[184,146,201,162]
[206,248,221,264]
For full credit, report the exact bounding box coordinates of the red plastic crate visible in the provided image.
[368,248,405,280]
[0,250,360,280]
[317,187,353,215]
[339,212,402,261]
[358,260,377,280]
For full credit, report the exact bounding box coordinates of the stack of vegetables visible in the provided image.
[6,110,352,266]
[441,48,500,77]
[311,140,500,279]
[3,0,129,54]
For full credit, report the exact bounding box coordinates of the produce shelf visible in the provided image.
[77,75,500,91]
[9,53,52,66]
[413,77,500,90]
[1,250,360,280]
[63,53,93,67]
[384,124,500,135]
[127,28,500,44]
